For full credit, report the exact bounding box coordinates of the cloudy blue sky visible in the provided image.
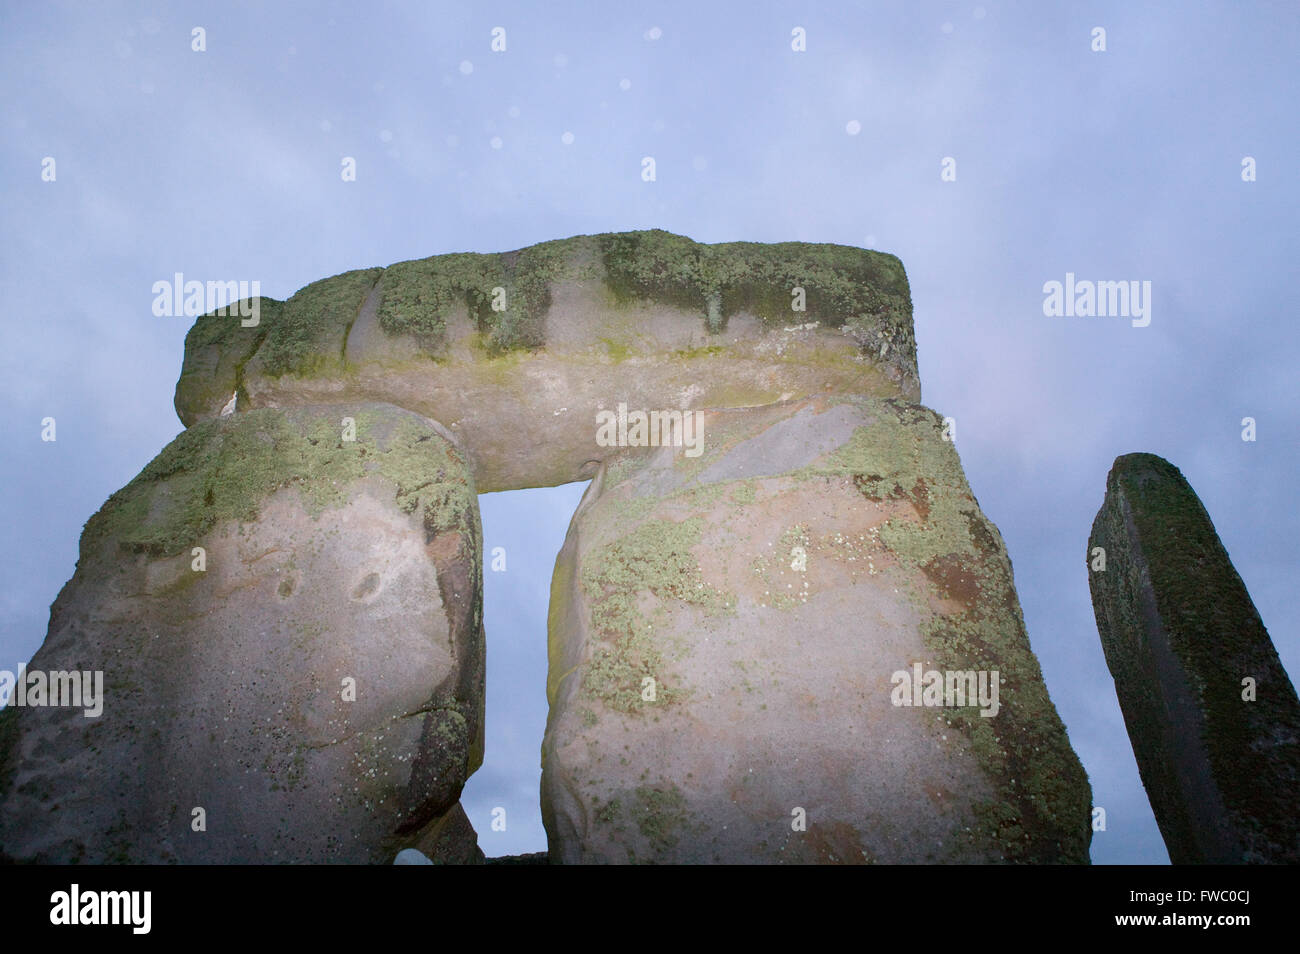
[2,1,1296,862]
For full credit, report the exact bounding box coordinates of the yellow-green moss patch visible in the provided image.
[579,517,733,712]
[79,407,476,561]
[795,398,1091,862]
[600,229,913,358]
[258,269,382,378]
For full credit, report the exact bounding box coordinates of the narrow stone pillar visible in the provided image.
[1088,453,1300,863]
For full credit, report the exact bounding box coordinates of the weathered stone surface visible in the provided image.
[8,232,1099,865]
[1088,453,1300,864]
[405,802,485,864]
[174,232,918,492]
[541,395,1091,863]
[0,403,485,863]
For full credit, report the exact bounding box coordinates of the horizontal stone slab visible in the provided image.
[174,231,918,492]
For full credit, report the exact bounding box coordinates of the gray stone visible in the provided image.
[174,232,918,492]
[0,403,485,863]
[1088,452,1300,863]
[541,396,1092,863]
[3,233,1100,866]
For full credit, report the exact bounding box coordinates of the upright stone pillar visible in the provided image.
[0,403,485,863]
[542,396,1092,863]
[1088,452,1300,863]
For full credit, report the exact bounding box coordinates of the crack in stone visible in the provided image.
[302,701,460,751]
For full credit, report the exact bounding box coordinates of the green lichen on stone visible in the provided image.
[179,297,275,358]
[377,253,502,353]
[492,239,570,353]
[751,524,811,610]
[597,337,631,362]
[593,797,621,825]
[630,783,688,854]
[432,708,470,744]
[599,230,709,314]
[610,495,657,526]
[1091,453,1300,854]
[673,344,725,359]
[546,545,577,705]
[670,482,728,512]
[378,238,577,356]
[602,453,639,489]
[797,398,1090,862]
[174,297,277,423]
[599,229,913,356]
[257,268,383,378]
[728,481,757,506]
[177,231,916,425]
[373,418,477,537]
[579,517,731,712]
[78,407,474,561]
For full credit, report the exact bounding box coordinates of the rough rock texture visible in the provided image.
[5,231,1094,865]
[541,396,1091,863]
[174,231,918,492]
[407,802,485,864]
[1088,453,1300,864]
[0,403,484,863]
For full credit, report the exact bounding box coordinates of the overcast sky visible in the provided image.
[2,1,1296,863]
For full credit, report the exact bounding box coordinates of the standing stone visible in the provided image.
[5,231,1100,865]
[0,403,485,863]
[1088,452,1300,863]
[542,395,1091,863]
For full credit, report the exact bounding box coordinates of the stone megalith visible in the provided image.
[4,229,1092,863]
[0,403,485,863]
[1087,453,1300,864]
[542,396,1091,863]
[173,231,919,492]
